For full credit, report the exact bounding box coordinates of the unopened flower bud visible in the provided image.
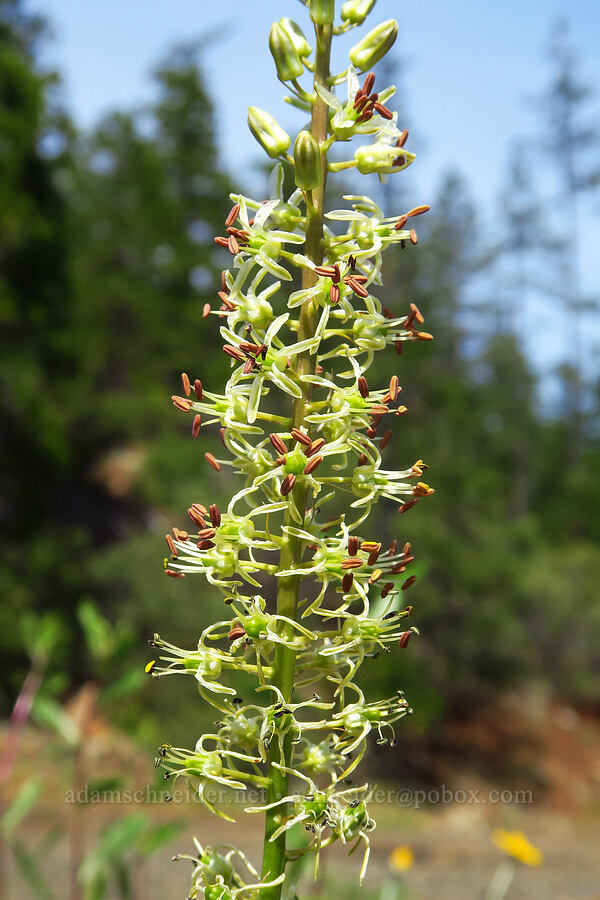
[349,19,398,71]
[280,17,312,58]
[341,0,376,26]
[354,141,415,174]
[269,21,304,82]
[310,0,335,25]
[294,130,322,190]
[247,107,290,159]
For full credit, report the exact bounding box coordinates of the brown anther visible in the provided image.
[406,205,430,218]
[404,605,413,617]
[205,453,221,472]
[392,155,406,167]
[397,129,409,147]
[351,274,368,284]
[202,303,211,318]
[412,481,434,497]
[402,575,417,591]
[314,265,337,278]
[219,427,226,444]
[197,527,216,540]
[380,429,393,449]
[363,72,376,95]
[330,284,340,304]
[396,405,408,415]
[209,504,221,527]
[193,379,203,400]
[192,414,202,438]
[388,378,399,406]
[395,215,408,231]
[217,290,230,303]
[223,345,246,362]
[354,93,369,113]
[374,101,393,119]
[344,276,369,298]
[270,433,288,455]
[220,271,228,291]
[214,236,229,248]
[381,582,394,598]
[370,404,389,417]
[402,555,415,566]
[358,375,369,398]
[369,568,383,584]
[228,626,246,641]
[348,255,357,270]
[367,547,381,567]
[413,331,433,341]
[388,539,398,555]
[280,474,296,496]
[304,455,323,476]
[399,498,419,513]
[243,357,255,375]
[367,427,378,438]
[342,572,354,593]
[180,372,191,396]
[173,528,189,541]
[341,557,363,570]
[239,341,260,354]
[306,437,325,457]
[291,427,311,447]
[275,456,286,467]
[228,234,239,254]
[409,229,418,245]
[383,307,394,319]
[172,395,193,411]
[165,534,177,556]
[197,540,215,550]
[187,506,205,527]
[348,536,359,556]
[357,453,368,466]
[398,631,411,649]
[225,203,240,227]
[355,110,374,124]
[395,339,403,355]
[165,569,185,579]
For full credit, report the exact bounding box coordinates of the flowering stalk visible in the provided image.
[150,2,433,898]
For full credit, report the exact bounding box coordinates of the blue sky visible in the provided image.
[34,0,600,381]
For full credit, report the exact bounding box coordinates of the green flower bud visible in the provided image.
[349,18,398,71]
[341,0,376,26]
[247,107,290,159]
[269,21,304,82]
[293,130,322,191]
[279,17,312,58]
[310,0,335,26]
[354,141,415,175]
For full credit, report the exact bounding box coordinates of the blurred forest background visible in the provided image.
[1,0,600,896]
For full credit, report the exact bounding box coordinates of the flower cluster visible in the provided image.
[153,3,433,897]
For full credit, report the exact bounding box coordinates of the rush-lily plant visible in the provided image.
[148,2,434,898]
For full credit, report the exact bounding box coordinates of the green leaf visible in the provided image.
[31,695,80,745]
[77,600,114,660]
[100,666,145,702]
[1,776,43,835]
[11,838,57,900]
[136,819,183,857]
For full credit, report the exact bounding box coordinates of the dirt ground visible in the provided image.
[2,688,600,899]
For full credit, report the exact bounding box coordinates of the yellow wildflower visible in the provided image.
[492,829,543,867]
[389,844,414,872]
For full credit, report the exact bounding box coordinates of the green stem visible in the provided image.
[259,17,333,900]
